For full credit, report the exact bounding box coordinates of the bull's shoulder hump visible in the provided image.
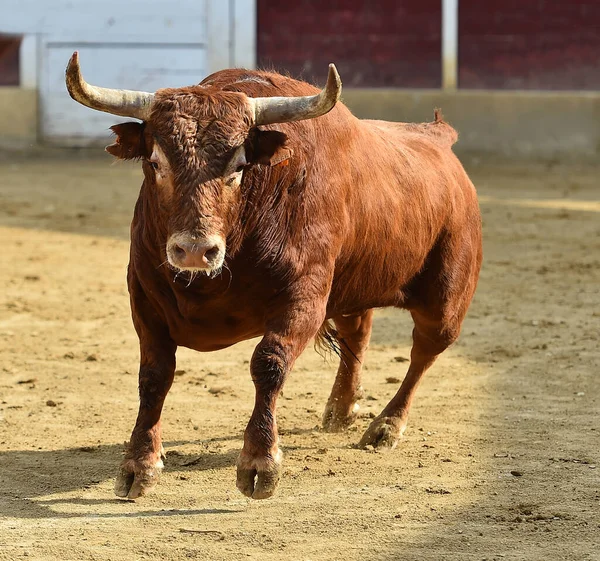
[199,68,320,98]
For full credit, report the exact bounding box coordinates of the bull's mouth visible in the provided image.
[168,264,225,283]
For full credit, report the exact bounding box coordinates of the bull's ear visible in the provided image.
[246,129,293,166]
[105,122,148,160]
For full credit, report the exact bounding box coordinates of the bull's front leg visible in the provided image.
[115,335,176,499]
[115,276,177,499]
[236,296,327,500]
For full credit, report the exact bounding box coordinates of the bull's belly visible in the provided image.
[139,245,423,352]
[327,265,417,316]
[162,273,410,352]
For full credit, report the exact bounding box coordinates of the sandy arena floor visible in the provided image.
[0,153,598,560]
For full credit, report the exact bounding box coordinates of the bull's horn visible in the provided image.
[250,64,342,125]
[65,51,154,121]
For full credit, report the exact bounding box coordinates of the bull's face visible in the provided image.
[65,51,341,277]
[147,134,246,276]
[105,102,292,276]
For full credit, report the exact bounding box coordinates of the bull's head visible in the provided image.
[65,52,341,276]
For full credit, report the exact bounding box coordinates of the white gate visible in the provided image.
[1,0,256,144]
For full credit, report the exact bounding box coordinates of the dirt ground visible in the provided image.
[0,152,598,561]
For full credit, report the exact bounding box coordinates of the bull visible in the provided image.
[65,52,482,500]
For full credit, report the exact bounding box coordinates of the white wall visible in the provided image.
[1,0,256,144]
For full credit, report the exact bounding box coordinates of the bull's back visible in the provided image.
[363,111,458,148]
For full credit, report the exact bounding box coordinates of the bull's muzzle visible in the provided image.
[167,234,225,273]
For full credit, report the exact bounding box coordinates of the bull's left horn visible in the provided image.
[250,64,342,126]
[65,51,155,121]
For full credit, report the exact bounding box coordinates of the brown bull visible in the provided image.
[66,52,482,500]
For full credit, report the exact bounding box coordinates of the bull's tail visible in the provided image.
[314,320,359,369]
[314,320,341,360]
[430,108,459,146]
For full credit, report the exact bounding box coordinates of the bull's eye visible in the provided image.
[235,164,245,173]
[150,161,159,171]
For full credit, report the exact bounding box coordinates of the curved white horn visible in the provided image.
[65,51,154,120]
[250,64,342,125]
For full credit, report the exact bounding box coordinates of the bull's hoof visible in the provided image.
[322,400,360,432]
[114,457,164,499]
[236,449,282,500]
[358,416,405,450]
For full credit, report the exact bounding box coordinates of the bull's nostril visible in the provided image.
[173,244,186,261]
[204,246,220,263]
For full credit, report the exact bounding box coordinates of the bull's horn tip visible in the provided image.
[328,64,341,83]
[327,64,342,96]
[66,52,80,78]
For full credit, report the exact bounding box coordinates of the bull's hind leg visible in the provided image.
[358,311,458,449]
[322,310,374,431]
[359,224,482,449]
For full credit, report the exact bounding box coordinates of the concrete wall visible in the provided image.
[0,87,37,149]
[342,89,600,161]
[1,86,599,161]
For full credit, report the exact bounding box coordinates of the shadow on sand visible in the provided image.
[0,440,241,520]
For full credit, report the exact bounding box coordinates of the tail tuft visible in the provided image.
[314,320,342,361]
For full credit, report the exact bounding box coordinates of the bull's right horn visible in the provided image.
[65,51,155,121]
[250,64,342,126]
